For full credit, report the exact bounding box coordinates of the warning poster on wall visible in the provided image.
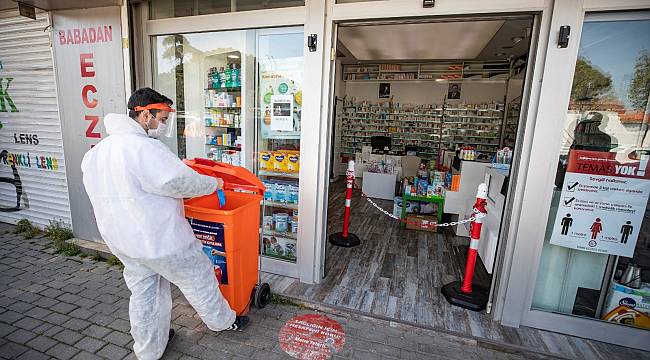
[550,150,650,257]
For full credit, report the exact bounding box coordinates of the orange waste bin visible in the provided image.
[183,158,271,315]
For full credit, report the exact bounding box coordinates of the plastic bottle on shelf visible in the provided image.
[224,66,232,88]
[211,67,220,89]
[219,67,227,89]
[230,64,238,88]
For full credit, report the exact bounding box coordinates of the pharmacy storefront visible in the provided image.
[1,0,646,353]
[129,0,650,351]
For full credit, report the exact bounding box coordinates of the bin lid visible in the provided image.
[184,158,265,195]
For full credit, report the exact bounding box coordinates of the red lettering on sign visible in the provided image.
[66,29,73,44]
[104,25,113,42]
[58,30,66,45]
[89,28,97,43]
[97,27,104,42]
[73,29,81,45]
[81,28,89,44]
[82,85,97,108]
[80,53,95,77]
[85,115,101,138]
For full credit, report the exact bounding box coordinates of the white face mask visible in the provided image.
[148,121,167,139]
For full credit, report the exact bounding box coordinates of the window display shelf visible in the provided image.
[265,201,299,210]
[205,144,240,149]
[205,125,241,129]
[264,230,298,240]
[205,87,241,91]
[259,170,300,179]
[205,106,241,109]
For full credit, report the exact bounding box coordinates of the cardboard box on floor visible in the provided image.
[406,214,437,232]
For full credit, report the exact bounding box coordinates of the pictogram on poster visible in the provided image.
[188,218,229,285]
[278,314,345,360]
[550,150,650,257]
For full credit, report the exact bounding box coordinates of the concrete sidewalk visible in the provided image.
[0,222,635,359]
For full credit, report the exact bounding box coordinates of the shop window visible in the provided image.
[532,15,650,331]
[149,0,304,19]
[152,28,305,266]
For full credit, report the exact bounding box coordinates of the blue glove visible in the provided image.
[217,189,226,208]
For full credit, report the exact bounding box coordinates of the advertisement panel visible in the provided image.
[52,7,126,241]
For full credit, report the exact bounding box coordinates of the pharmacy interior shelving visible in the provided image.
[343,60,511,82]
[203,50,245,165]
[502,96,521,149]
[339,102,504,159]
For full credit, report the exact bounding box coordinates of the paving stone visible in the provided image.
[107,319,131,333]
[63,318,92,331]
[82,324,113,339]
[104,331,132,347]
[87,313,114,327]
[26,335,58,352]
[52,301,78,314]
[24,306,53,320]
[53,328,84,346]
[1,342,29,358]
[47,342,81,360]
[5,328,38,344]
[44,311,71,325]
[76,297,100,309]
[41,287,65,299]
[0,309,23,324]
[71,351,104,360]
[96,343,130,359]
[32,296,59,308]
[13,316,43,331]
[75,336,108,353]
[16,349,51,360]
[0,322,17,337]
[42,324,65,337]
[69,308,95,320]
[59,293,83,304]
[7,300,35,313]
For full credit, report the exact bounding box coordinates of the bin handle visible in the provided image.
[184,158,264,196]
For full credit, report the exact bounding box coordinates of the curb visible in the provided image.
[67,237,112,259]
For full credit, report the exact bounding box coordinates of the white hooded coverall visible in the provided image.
[81,113,236,360]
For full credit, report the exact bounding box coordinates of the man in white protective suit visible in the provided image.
[81,88,249,360]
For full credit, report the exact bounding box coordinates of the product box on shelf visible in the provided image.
[287,151,300,173]
[259,151,274,170]
[602,282,650,329]
[263,235,297,261]
[273,151,289,172]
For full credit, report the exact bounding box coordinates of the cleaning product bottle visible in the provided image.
[219,67,227,89]
[230,64,238,88]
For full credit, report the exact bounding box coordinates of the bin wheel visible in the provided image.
[254,283,271,309]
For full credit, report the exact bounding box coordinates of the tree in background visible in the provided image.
[628,50,650,111]
[571,56,613,103]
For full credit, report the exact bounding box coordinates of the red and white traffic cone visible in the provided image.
[329,160,361,248]
[441,183,489,311]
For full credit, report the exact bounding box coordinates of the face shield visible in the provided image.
[134,103,176,138]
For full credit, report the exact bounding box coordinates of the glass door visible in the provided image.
[256,28,304,277]
[531,12,650,331]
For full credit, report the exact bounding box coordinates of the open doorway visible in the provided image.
[269,15,536,334]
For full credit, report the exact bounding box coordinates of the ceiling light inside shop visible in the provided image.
[227,54,240,59]
[338,21,504,60]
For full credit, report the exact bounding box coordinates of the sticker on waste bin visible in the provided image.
[188,218,229,285]
[278,314,345,360]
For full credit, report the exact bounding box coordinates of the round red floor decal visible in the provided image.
[278,314,346,360]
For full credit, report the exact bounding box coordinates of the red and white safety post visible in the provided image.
[329,160,361,248]
[441,183,489,311]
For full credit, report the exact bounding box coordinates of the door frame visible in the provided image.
[498,0,650,350]
[131,1,331,284]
